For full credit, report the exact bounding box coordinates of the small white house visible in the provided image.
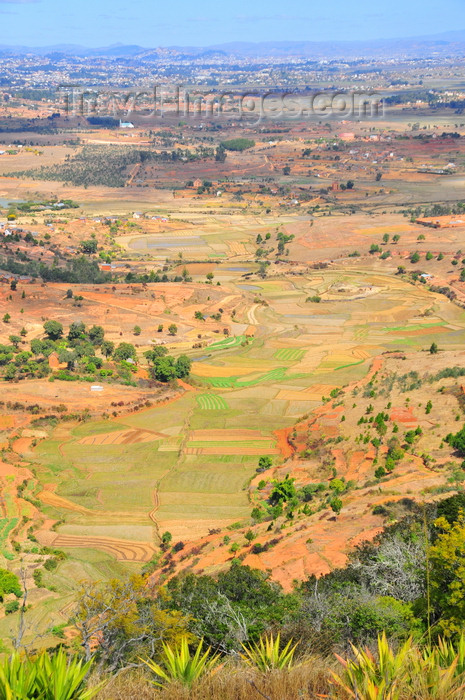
[90,385,104,392]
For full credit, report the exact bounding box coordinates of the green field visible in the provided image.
[196,394,229,410]
[0,518,18,559]
[385,322,445,332]
[204,367,307,388]
[209,335,247,350]
[205,377,238,388]
[273,348,305,362]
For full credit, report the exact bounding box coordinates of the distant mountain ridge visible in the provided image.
[1,31,465,59]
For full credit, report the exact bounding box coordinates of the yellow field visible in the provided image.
[276,384,339,401]
[191,364,262,377]
[353,224,416,235]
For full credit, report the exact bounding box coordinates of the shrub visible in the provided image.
[4,600,19,614]
[0,568,21,599]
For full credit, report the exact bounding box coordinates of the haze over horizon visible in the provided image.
[0,0,464,49]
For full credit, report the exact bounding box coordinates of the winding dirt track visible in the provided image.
[247,304,260,325]
[148,489,160,524]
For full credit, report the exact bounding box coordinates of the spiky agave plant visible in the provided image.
[406,636,465,700]
[331,632,414,700]
[141,636,222,688]
[0,652,39,700]
[407,650,464,700]
[435,635,465,677]
[240,633,299,672]
[35,647,103,700]
[0,649,100,700]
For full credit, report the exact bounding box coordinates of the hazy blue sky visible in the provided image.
[1,0,465,47]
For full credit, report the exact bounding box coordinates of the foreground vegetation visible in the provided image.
[6,631,465,699]
[90,632,465,699]
[2,493,465,697]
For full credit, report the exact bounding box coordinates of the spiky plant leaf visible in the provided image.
[0,653,39,700]
[240,633,299,672]
[141,636,222,688]
[35,648,102,700]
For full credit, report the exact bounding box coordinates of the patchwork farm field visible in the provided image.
[5,160,465,643]
[16,265,465,580]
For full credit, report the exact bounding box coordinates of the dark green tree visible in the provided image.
[175,355,191,378]
[68,322,86,342]
[80,239,98,254]
[43,320,63,340]
[88,325,105,346]
[101,340,115,358]
[151,357,176,382]
[113,343,137,362]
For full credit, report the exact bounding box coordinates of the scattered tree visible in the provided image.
[43,320,63,340]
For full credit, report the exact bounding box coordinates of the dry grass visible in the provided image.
[92,660,334,700]
[90,658,465,700]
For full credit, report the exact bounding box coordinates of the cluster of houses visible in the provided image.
[0,222,40,237]
[132,212,168,221]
